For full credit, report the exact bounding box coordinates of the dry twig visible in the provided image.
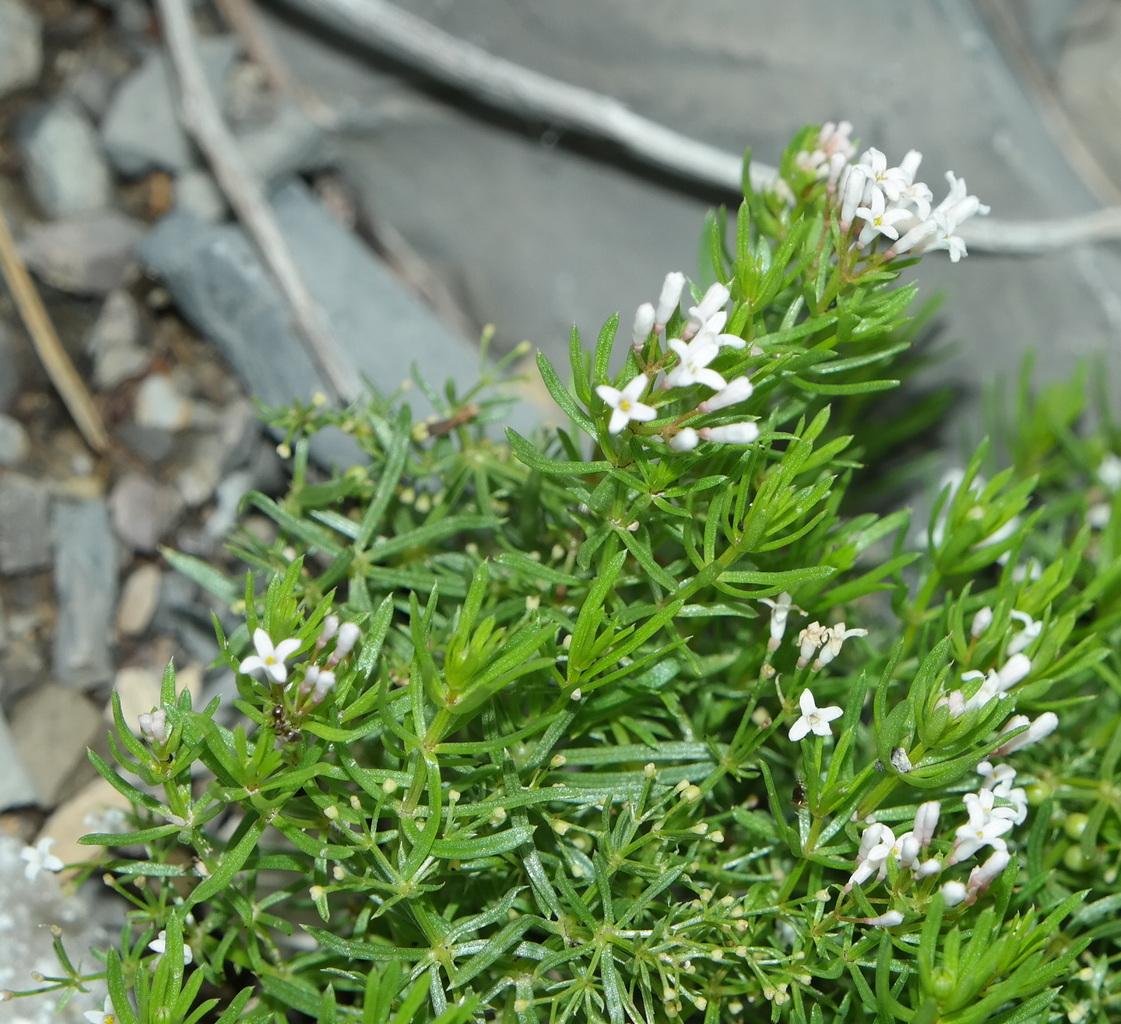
[0,201,110,454]
[155,0,358,402]
[267,0,1121,255]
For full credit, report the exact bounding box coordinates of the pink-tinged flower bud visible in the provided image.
[669,428,699,452]
[655,272,686,326]
[317,615,340,650]
[335,622,360,658]
[138,709,168,744]
[940,881,968,907]
[632,302,656,347]
[967,847,1010,894]
[698,422,760,445]
[698,376,754,413]
[970,606,993,638]
[311,668,337,705]
[862,910,904,928]
[994,711,1058,756]
[913,801,941,848]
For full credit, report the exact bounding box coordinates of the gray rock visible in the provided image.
[137,180,513,468]
[18,98,113,217]
[174,168,227,222]
[85,287,148,388]
[19,209,146,296]
[100,37,240,177]
[51,498,116,688]
[108,472,185,553]
[0,413,30,466]
[115,562,161,636]
[11,683,103,805]
[237,96,329,182]
[0,708,36,811]
[152,570,219,664]
[0,323,19,413]
[0,0,42,99]
[0,473,52,574]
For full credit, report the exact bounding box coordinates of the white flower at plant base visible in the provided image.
[21,836,64,882]
[239,627,302,684]
[595,374,657,434]
[788,688,843,742]
[149,930,194,965]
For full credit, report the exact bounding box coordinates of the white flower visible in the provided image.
[913,801,941,848]
[1006,610,1042,656]
[915,858,942,878]
[846,823,895,891]
[788,688,843,742]
[632,302,656,347]
[149,930,194,965]
[595,375,657,434]
[698,422,760,445]
[1088,503,1111,529]
[669,428,699,452]
[1098,453,1121,493]
[239,628,302,684]
[21,837,64,882]
[698,376,753,413]
[967,846,1010,894]
[993,711,1058,756]
[316,614,339,650]
[665,338,726,391]
[812,622,868,670]
[333,621,361,660]
[654,272,686,326]
[795,621,829,668]
[838,162,872,225]
[862,910,904,928]
[690,310,747,350]
[301,665,337,705]
[970,606,993,638]
[138,708,168,744]
[855,189,913,246]
[83,997,117,1024]
[758,591,800,652]
[948,792,1013,864]
[682,283,731,339]
[859,147,910,203]
[940,880,968,907]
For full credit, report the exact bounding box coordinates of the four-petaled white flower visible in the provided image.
[21,836,64,882]
[595,375,657,434]
[788,688,843,742]
[665,338,727,391]
[84,997,117,1024]
[238,628,301,683]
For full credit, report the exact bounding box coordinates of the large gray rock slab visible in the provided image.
[51,498,117,688]
[138,179,517,467]
[0,0,42,99]
[0,473,52,574]
[258,0,1121,414]
[0,708,36,811]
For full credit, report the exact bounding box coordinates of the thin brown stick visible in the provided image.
[155,0,358,403]
[0,201,110,454]
[267,0,1121,255]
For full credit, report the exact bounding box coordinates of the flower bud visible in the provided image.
[913,801,941,848]
[862,910,903,928]
[138,709,168,745]
[970,606,993,638]
[994,711,1058,756]
[698,376,754,413]
[632,302,656,347]
[669,428,699,452]
[698,422,760,445]
[940,881,968,907]
[655,272,686,325]
[334,622,361,660]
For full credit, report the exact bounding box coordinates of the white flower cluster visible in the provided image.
[794,121,857,185]
[845,753,1036,924]
[757,592,868,681]
[825,141,989,262]
[596,273,759,447]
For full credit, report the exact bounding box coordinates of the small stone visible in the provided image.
[109,471,185,552]
[0,323,19,412]
[115,562,162,636]
[19,209,146,296]
[38,776,134,874]
[0,412,30,466]
[205,467,255,539]
[0,706,37,811]
[0,472,52,573]
[152,572,220,663]
[85,288,148,388]
[174,168,227,222]
[175,435,225,507]
[133,372,193,431]
[18,97,113,216]
[10,682,102,806]
[109,660,202,734]
[237,97,328,183]
[101,37,240,177]
[52,498,117,687]
[0,0,42,99]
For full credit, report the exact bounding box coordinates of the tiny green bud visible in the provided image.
[550,754,567,768]
[1064,813,1090,840]
[324,805,339,820]
[382,779,398,794]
